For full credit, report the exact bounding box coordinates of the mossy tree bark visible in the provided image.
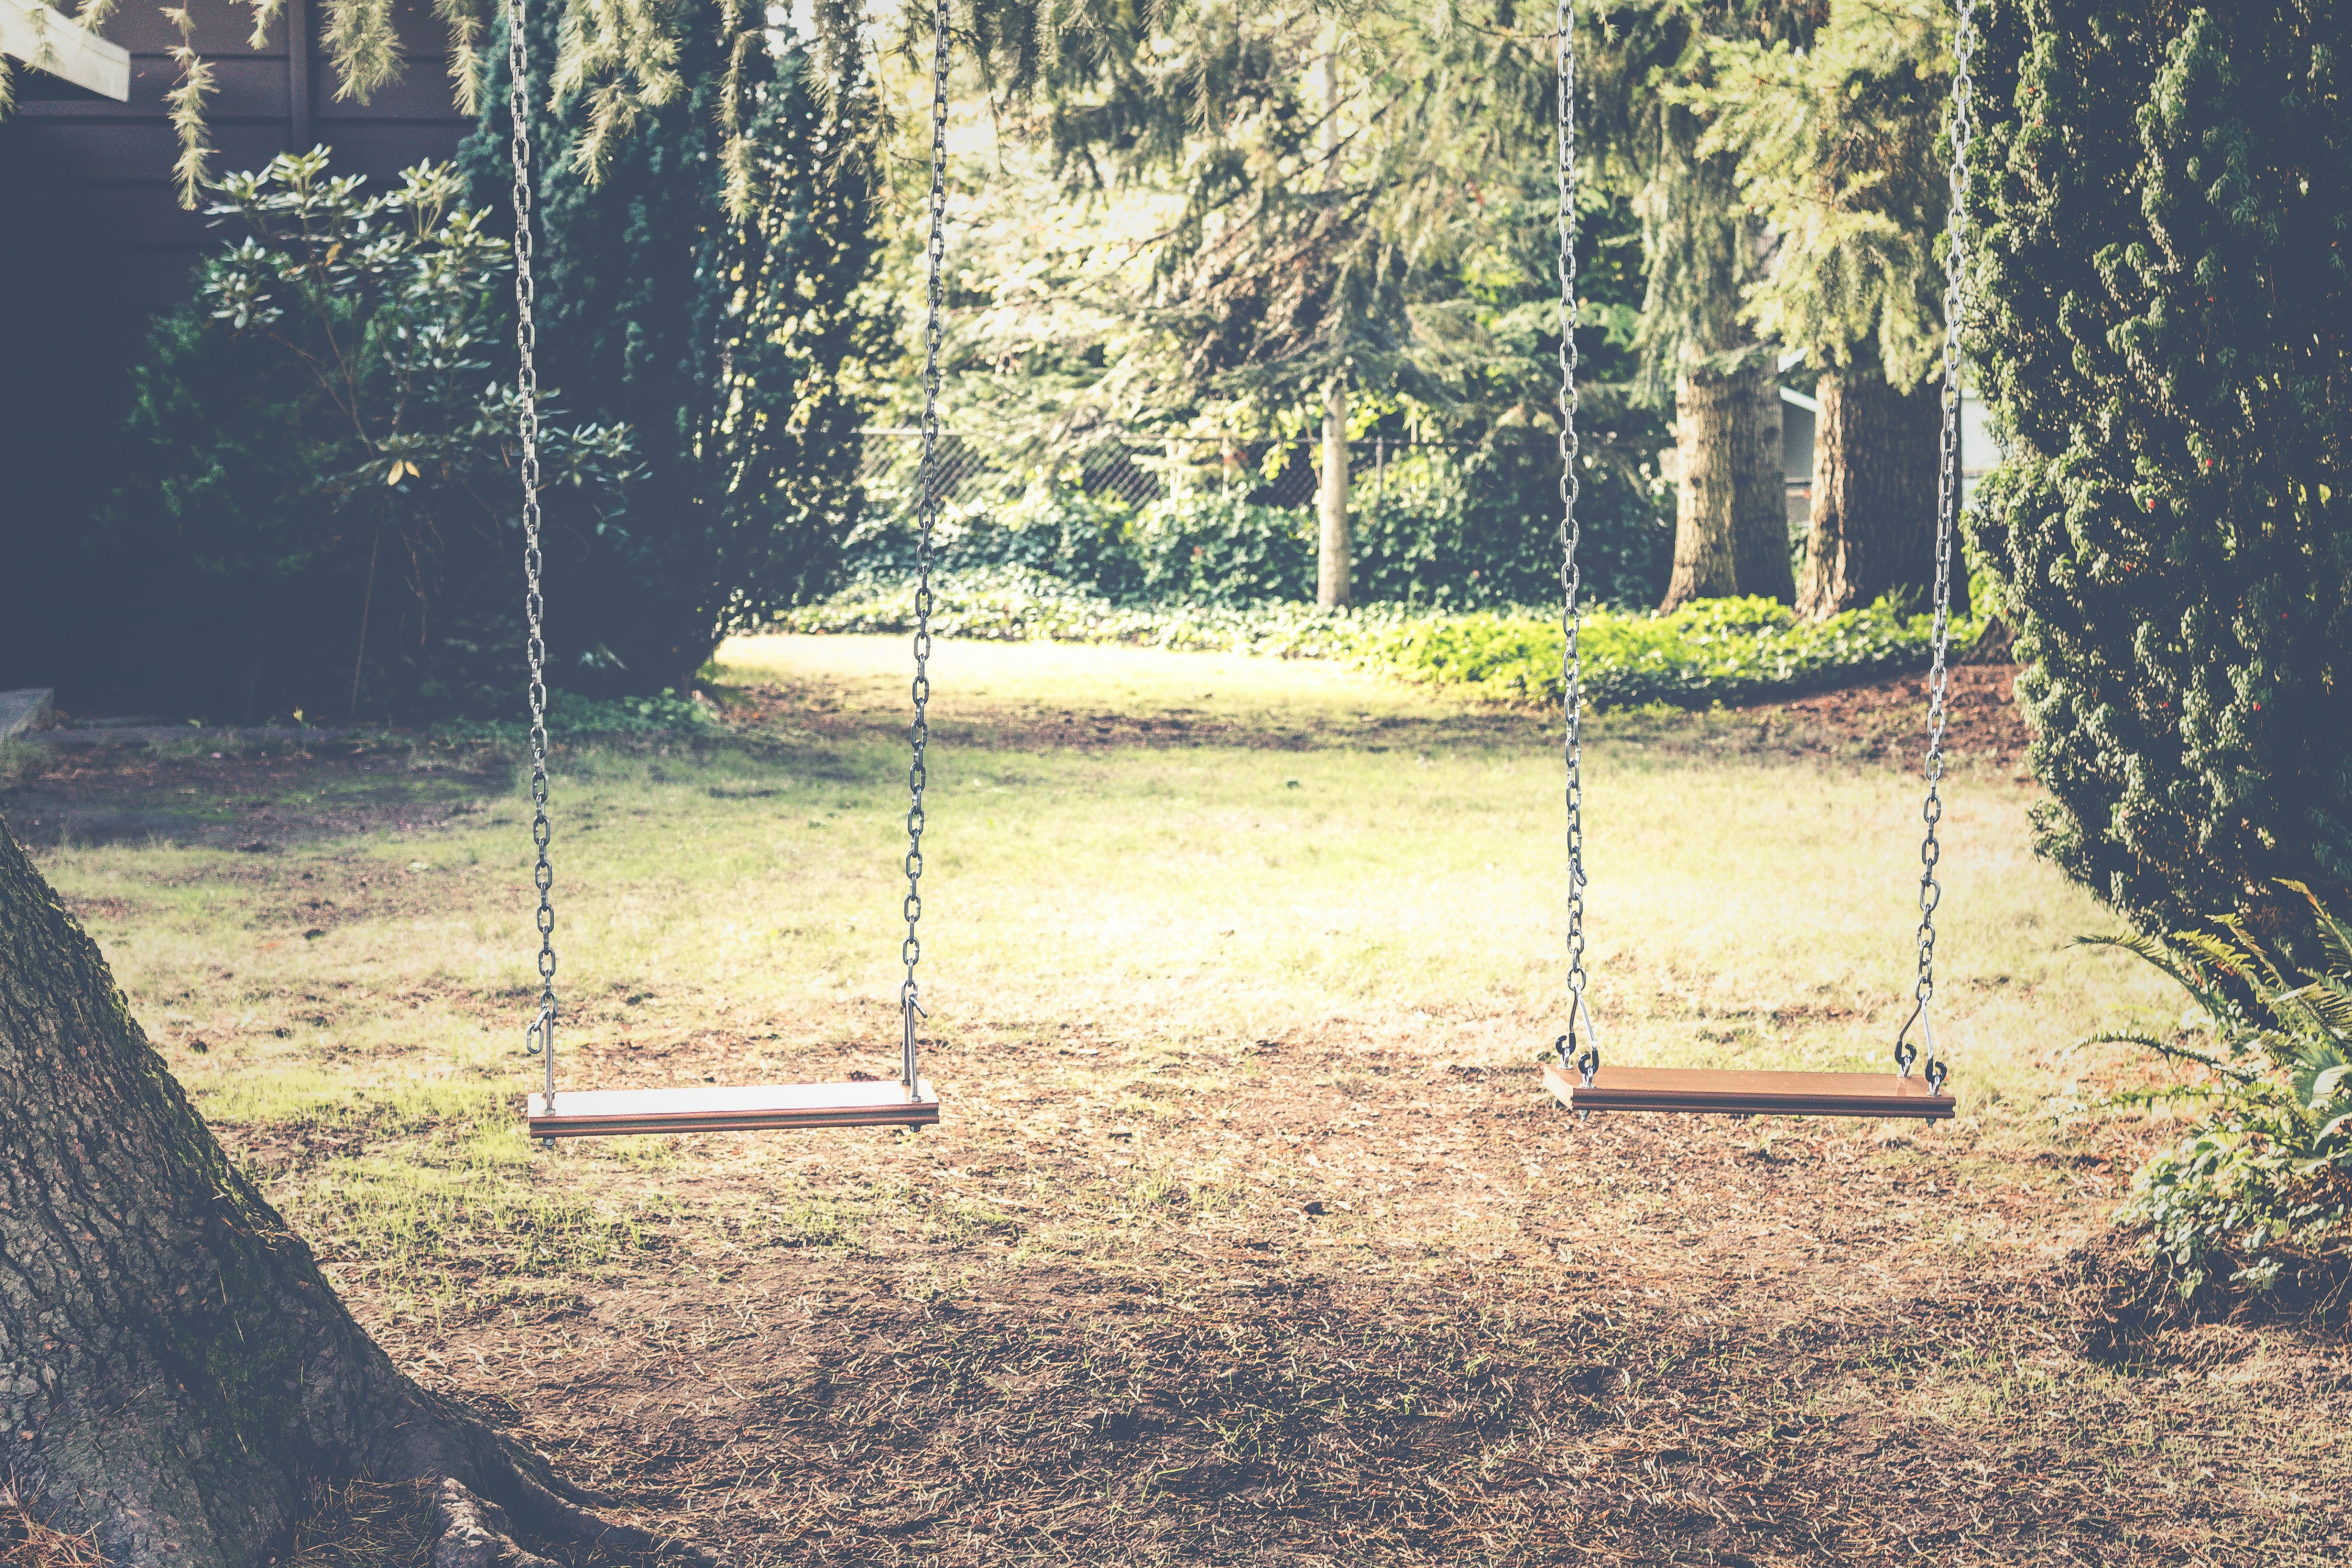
[1663,362,1789,609]
[1798,368,1966,619]
[0,823,693,1568]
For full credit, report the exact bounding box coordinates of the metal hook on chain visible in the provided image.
[1553,990,1603,1121]
[1893,998,1947,1096]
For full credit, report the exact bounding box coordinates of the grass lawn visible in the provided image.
[9,636,2347,1566]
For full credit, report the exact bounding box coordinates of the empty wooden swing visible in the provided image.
[1537,2,1965,1123]
[506,0,959,1141]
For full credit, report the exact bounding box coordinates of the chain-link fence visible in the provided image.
[858,430,1475,514]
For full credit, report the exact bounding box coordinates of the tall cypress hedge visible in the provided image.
[1968,0,2351,934]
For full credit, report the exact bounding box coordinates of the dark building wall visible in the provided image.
[0,1,475,700]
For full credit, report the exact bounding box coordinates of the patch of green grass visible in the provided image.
[296,1146,676,1302]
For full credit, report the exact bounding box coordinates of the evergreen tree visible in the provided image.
[1003,2,1553,605]
[892,2,1674,608]
[1696,0,1967,618]
[1969,0,2352,933]
[1586,1,1820,609]
[461,9,879,690]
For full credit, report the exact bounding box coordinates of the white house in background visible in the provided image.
[0,0,130,100]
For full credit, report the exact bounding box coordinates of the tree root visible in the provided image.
[428,1470,719,1568]
[431,1481,566,1568]
[421,1410,719,1568]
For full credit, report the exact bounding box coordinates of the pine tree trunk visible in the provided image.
[1663,362,1784,608]
[1317,380,1351,609]
[0,824,696,1568]
[1797,371,1967,618]
[1733,372,1795,605]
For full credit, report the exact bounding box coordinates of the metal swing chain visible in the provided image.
[508,0,557,1110]
[1897,0,1975,1098]
[900,0,952,1095]
[1554,0,1598,1087]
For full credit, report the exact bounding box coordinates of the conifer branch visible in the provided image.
[434,0,488,116]
[163,7,216,209]
[553,0,685,183]
[323,0,405,103]
[716,0,754,217]
[244,0,285,50]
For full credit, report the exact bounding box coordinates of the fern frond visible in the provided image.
[2282,880,2352,974]
[2209,916,2304,1003]
[2074,1029,2264,1084]
[2271,973,2352,1039]
[2072,932,2236,1020]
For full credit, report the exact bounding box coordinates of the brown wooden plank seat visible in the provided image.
[1544,1061,1953,1120]
[526,1079,940,1139]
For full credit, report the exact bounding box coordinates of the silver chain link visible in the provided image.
[508,0,557,1114]
[1897,0,1974,1098]
[900,0,951,1096]
[1554,1,1598,1084]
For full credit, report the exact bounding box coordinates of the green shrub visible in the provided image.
[2081,891,2352,1316]
[1131,493,1316,606]
[108,154,638,721]
[1349,439,1673,610]
[840,488,1317,608]
[1968,0,2352,937]
[1366,596,1962,710]
[842,488,1145,598]
[783,565,1401,658]
[839,438,1674,615]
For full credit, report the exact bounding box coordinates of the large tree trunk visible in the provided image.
[1733,373,1794,605]
[1798,370,1970,619]
[1662,361,1788,608]
[0,824,695,1568]
[1317,379,1351,609]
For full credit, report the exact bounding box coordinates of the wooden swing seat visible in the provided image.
[1544,1061,1953,1120]
[526,1079,940,1139]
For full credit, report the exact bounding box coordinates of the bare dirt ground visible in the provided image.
[1745,665,2030,771]
[339,1041,2345,1568]
[13,666,2348,1567]
[724,657,2033,772]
